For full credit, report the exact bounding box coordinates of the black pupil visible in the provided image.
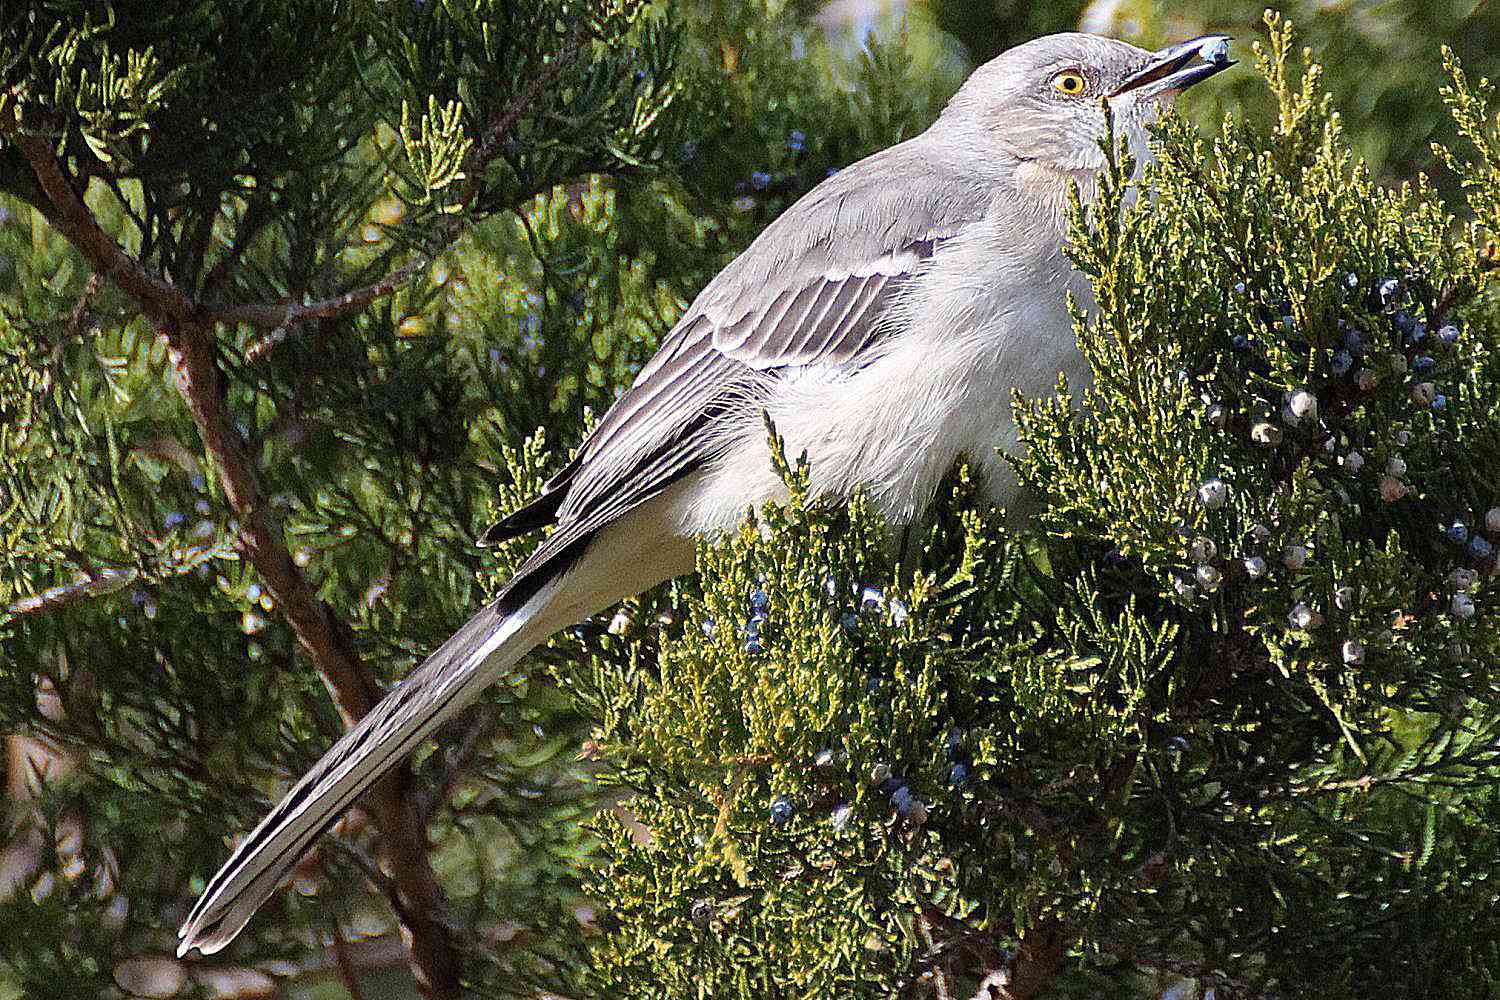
[1063,76,1079,90]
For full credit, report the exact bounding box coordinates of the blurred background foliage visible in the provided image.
[0,1,1496,998]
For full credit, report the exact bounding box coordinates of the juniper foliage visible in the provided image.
[2,4,1498,1000]
[572,17,1500,1000]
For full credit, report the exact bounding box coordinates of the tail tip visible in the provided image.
[176,909,240,958]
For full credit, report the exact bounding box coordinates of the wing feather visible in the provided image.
[492,138,992,573]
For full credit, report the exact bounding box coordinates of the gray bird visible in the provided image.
[178,30,1233,956]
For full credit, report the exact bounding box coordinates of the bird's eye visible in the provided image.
[1052,71,1087,96]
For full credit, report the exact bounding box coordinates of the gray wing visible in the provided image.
[497,139,990,577]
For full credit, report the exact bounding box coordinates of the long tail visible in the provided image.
[176,580,558,957]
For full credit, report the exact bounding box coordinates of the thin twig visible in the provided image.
[5,567,139,618]
[223,252,437,340]
[328,916,369,1000]
[230,24,592,355]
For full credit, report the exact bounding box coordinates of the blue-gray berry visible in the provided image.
[1331,351,1353,376]
[1377,277,1400,307]
[769,795,795,827]
[1198,478,1230,510]
[744,637,765,654]
[1447,522,1470,545]
[1469,536,1494,561]
[948,763,970,787]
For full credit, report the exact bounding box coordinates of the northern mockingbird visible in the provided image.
[178,31,1233,956]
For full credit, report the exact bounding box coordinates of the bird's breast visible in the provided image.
[672,213,1092,536]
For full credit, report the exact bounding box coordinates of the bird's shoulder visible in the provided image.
[693,135,992,326]
[620,134,991,385]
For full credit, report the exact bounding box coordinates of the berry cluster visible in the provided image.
[744,587,770,654]
[1173,272,1492,658]
[728,130,815,212]
[764,747,932,835]
[869,762,928,826]
[1223,274,1461,455]
[758,575,927,833]
[696,584,774,652]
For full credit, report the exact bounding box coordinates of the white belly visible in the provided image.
[672,211,1092,535]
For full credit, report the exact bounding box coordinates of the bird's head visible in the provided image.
[941,32,1233,191]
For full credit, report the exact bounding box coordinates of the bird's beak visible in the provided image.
[1110,35,1234,99]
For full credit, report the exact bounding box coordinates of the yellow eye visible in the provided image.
[1052,71,1086,96]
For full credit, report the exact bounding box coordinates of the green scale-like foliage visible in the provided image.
[570,18,1500,1000]
[5,3,1500,999]
[573,446,1196,997]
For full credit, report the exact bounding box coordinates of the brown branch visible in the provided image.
[8,115,463,999]
[8,26,593,354]
[988,747,1142,997]
[159,317,460,999]
[0,122,197,326]
[995,918,1067,1000]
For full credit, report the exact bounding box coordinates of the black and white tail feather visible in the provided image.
[175,547,567,956]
